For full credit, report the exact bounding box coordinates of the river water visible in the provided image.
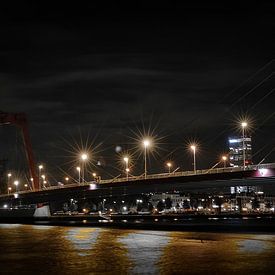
[0,224,274,274]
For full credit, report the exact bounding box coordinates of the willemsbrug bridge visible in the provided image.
[1,163,275,206]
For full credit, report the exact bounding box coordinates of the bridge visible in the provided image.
[1,163,275,207]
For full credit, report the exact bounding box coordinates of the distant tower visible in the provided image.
[228,136,252,167]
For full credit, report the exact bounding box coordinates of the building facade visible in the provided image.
[228,136,252,167]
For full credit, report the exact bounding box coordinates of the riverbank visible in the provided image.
[1,213,275,233]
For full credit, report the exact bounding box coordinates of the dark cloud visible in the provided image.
[0,3,274,181]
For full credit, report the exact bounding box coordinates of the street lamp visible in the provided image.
[76,166,81,184]
[80,153,88,183]
[143,139,150,179]
[166,162,172,174]
[241,122,247,170]
[222,156,227,168]
[65,177,69,184]
[190,145,196,174]
[38,165,43,189]
[7,173,12,194]
[126,168,130,180]
[123,156,129,180]
[14,180,19,192]
[41,174,46,189]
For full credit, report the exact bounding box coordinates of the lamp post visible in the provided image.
[38,165,43,189]
[222,156,227,168]
[80,153,88,183]
[14,180,19,193]
[241,122,247,170]
[166,162,172,174]
[123,157,129,180]
[76,166,81,184]
[190,145,196,174]
[41,174,46,189]
[7,173,12,194]
[143,139,150,179]
[65,177,69,184]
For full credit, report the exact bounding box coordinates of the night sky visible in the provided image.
[0,3,274,182]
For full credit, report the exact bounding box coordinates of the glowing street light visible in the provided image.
[7,173,12,194]
[41,174,46,189]
[65,177,69,184]
[126,168,130,178]
[123,156,129,180]
[166,162,172,173]
[76,166,81,184]
[8,187,12,194]
[80,153,88,183]
[241,121,247,170]
[222,156,227,168]
[81,153,88,161]
[38,164,43,189]
[190,145,196,174]
[143,139,150,179]
[14,180,19,192]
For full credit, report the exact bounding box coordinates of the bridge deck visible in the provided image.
[4,163,275,194]
[1,163,275,204]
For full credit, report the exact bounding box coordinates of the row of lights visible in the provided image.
[7,163,49,193]
[141,121,248,175]
[7,173,28,194]
[7,121,248,192]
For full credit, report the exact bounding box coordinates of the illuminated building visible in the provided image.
[228,136,252,167]
[230,185,261,194]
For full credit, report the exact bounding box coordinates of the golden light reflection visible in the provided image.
[0,225,275,274]
[159,232,275,274]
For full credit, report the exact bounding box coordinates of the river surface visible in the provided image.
[0,224,275,274]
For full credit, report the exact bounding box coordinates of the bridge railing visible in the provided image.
[98,163,275,184]
[2,163,275,196]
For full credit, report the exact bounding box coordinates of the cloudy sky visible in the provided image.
[0,3,274,181]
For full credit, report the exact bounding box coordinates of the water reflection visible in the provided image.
[31,225,53,230]
[119,231,170,274]
[238,239,271,253]
[65,228,100,256]
[0,225,275,274]
[0,223,22,228]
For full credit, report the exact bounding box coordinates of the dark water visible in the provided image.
[0,224,275,274]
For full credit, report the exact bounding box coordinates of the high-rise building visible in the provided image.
[228,136,252,167]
